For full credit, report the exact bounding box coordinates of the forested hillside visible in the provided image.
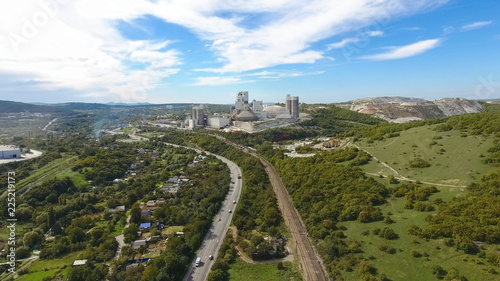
[270,112,500,280]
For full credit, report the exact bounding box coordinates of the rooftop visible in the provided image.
[0,145,19,151]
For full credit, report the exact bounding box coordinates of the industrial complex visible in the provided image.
[186,91,306,133]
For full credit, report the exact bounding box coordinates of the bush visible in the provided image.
[411,250,422,258]
[378,227,398,240]
[409,158,431,168]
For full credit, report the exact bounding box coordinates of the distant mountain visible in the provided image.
[338,97,483,123]
[0,100,70,114]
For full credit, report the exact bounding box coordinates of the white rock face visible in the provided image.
[345,97,483,123]
[433,98,483,117]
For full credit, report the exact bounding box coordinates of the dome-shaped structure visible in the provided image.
[263,105,287,118]
[235,108,258,122]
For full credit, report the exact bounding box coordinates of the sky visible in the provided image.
[0,0,499,104]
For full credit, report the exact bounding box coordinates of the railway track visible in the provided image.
[255,154,328,281]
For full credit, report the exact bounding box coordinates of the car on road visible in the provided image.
[195,257,201,267]
[209,255,214,260]
[233,200,236,204]
[237,175,241,179]
[218,217,221,221]
[228,209,232,213]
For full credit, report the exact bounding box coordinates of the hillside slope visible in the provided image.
[338,97,482,123]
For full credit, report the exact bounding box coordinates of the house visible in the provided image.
[72,260,87,266]
[132,240,147,250]
[114,206,125,212]
[146,200,157,207]
[157,198,165,205]
[113,178,123,184]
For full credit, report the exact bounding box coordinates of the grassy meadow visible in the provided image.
[340,190,500,280]
[356,124,495,186]
[228,259,302,281]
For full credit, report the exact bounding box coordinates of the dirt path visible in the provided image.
[352,144,467,188]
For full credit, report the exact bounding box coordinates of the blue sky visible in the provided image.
[0,0,498,104]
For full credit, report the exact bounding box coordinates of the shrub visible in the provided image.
[379,227,398,240]
[409,158,431,168]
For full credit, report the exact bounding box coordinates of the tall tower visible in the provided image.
[192,106,205,126]
[285,94,299,118]
[290,96,299,118]
[286,94,292,115]
[235,91,248,110]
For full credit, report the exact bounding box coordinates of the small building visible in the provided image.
[114,206,125,212]
[132,240,147,250]
[175,232,185,237]
[146,200,157,207]
[72,260,87,266]
[0,145,21,159]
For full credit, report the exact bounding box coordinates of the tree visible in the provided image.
[130,206,142,225]
[124,224,139,244]
[23,229,44,248]
[68,227,85,244]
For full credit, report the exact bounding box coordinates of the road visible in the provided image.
[114,212,131,259]
[161,143,242,281]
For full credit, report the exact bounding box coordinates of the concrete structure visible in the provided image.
[0,145,21,159]
[252,100,263,112]
[235,91,249,111]
[263,105,287,118]
[207,115,231,129]
[286,94,299,118]
[192,106,205,126]
[235,106,259,122]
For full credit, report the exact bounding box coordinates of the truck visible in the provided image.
[195,257,201,267]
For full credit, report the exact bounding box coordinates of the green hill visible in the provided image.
[0,100,70,113]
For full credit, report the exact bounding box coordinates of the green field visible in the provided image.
[4,154,87,200]
[356,124,496,186]
[16,251,84,281]
[228,259,302,281]
[340,192,499,281]
[16,268,68,281]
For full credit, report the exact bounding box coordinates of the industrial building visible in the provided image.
[191,106,205,126]
[207,115,231,129]
[286,94,299,118]
[0,145,21,159]
[186,91,301,132]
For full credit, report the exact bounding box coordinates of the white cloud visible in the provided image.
[360,39,441,61]
[191,76,244,86]
[328,30,384,50]
[462,21,493,31]
[367,30,384,37]
[0,0,181,102]
[248,70,324,79]
[328,38,362,49]
[0,0,449,99]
